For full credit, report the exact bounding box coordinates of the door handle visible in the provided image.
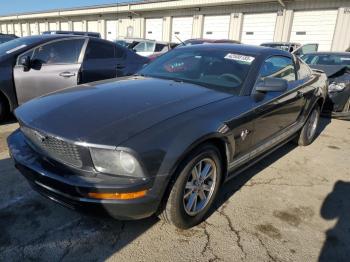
[59,72,76,78]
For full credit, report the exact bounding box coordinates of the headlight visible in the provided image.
[328,82,346,93]
[90,148,144,177]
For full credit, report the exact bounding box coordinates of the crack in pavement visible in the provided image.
[218,203,246,259]
[254,233,280,262]
[201,222,221,262]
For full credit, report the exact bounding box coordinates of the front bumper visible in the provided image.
[323,87,350,119]
[7,130,168,220]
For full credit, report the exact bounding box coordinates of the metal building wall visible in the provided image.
[0,0,349,51]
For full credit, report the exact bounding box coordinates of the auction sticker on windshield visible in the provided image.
[224,53,255,64]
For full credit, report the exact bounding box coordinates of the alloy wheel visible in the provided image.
[183,158,217,216]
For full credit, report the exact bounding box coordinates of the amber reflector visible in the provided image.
[88,190,147,200]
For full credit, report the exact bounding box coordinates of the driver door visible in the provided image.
[14,38,86,105]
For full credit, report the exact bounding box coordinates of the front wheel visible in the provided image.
[160,144,223,229]
[296,105,320,146]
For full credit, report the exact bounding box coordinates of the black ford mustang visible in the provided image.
[8,45,327,229]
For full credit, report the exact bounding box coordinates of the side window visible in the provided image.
[85,40,115,60]
[258,56,296,82]
[31,39,85,64]
[133,42,146,52]
[17,50,34,65]
[296,58,312,80]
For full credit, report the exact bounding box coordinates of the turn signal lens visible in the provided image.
[88,190,147,200]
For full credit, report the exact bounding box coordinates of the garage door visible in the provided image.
[171,17,193,43]
[0,24,5,33]
[290,10,337,51]
[241,13,277,45]
[87,21,99,33]
[49,22,57,31]
[7,24,14,34]
[145,18,163,41]
[203,15,230,39]
[29,23,38,35]
[60,22,69,31]
[39,22,46,34]
[21,24,28,36]
[106,20,118,41]
[73,21,84,32]
[14,24,21,36]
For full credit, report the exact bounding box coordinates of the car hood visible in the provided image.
[15,76,232,146]
[311,65,349,78]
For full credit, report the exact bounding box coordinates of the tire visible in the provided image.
[331,97,350,120]
[160,144,223,229]
[0,95,9,122]
[296,105,320,146]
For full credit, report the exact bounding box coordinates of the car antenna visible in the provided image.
[175,35,186,46]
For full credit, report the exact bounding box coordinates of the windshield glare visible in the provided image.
[0,37,39,55]
[302,54,350,67]
[140,49,254,94]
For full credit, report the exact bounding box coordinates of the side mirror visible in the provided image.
[255,77,288,93]
[20,56,31,71]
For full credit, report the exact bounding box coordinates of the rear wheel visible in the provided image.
[0,95,9,122]
[296,105,320,146]
[160,144,223,229]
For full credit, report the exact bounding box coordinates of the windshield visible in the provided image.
[139,48,254,94]
[261,44,291,52]
[133,41,156,52]
[301,54,350,67]
[0,37,39,55]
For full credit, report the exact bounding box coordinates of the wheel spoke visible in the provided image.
[200,163,212,180]
[184,188,194,199]
[198,189,206,201]
[185,182,195,190]
[186,192,197,212]
[202,184,212,192]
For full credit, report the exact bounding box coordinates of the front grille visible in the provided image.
[21,126,83,168]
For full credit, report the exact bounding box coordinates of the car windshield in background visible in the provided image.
[261,44,290,52]
[0,37,39,55]
[302,54,350,67]
[140,49,254,94]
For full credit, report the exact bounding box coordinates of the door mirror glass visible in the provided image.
[255,77,288,93]
[20,56,31,71]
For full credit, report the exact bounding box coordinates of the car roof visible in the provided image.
[177,43,290,56]
[185,38,240,43]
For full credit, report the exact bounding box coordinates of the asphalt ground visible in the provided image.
[0,117,349,262]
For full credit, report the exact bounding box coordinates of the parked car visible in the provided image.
[0,33,18,44]
[0,35,149,121]
[42,30,101,38]
[261,42,318,56]
[148,38,240,61]
[8,44,327,229]
[177,38,241,47]
[132,39,178,57]
[302,52,350,120]
[115,38,145,49]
